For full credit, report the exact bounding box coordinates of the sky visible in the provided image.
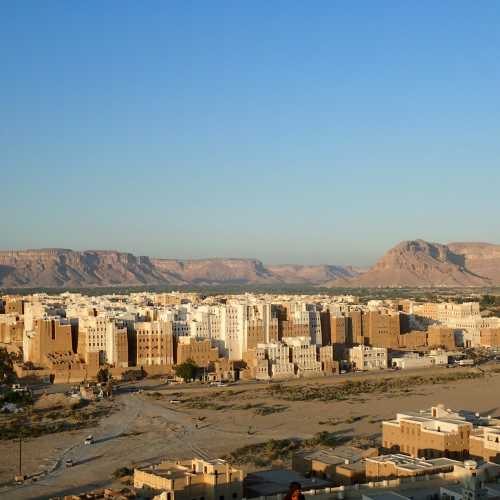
[1,1,500,266]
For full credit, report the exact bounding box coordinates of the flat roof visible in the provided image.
[298,446,366,465]
[140,467,187,480]
[367,454,460,471]
[362,491,412,500]
[245,469,331,497]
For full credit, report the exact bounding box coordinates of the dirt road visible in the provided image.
[1,367,499,499]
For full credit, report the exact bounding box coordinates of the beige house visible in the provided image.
[382,405,473,460]
[365,454,461,480]
[134,458,244,500]
[293,446,377,485]
[348,345,387,371]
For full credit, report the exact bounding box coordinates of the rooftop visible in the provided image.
[367,454,461,472]
[298,446,375,465]
[245,469,332,498]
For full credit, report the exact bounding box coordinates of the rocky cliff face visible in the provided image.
[267,264,358,284]
[0,249,356,287]
[346,240,498,287]
[447,242,500,283]
[1,241,499,288]
[0,249,178,287]
[151,258,278,285]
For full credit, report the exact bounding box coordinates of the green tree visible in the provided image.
[96,367,110,383]
[175,359,198,382]
[0,347,15,383]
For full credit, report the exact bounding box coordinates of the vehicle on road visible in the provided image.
[84,435,94,445]
[65,459,74,467]
[169,399,181,404]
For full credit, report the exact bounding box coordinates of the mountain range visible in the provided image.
[0,240,499,288]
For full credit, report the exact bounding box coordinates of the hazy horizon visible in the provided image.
[2,2,500,265]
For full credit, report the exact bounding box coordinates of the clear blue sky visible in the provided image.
[1,1,499,266]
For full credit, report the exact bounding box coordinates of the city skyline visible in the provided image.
[2,2,500,265]
[3,2,500,498]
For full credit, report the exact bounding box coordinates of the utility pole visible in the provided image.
[18,435,22,477]
[15,434,23,482]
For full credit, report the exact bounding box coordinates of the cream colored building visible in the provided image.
[348,345,388,371]
[382,405,474,459]
[284,336,321,376]
[77,316,128,368]
[136,320,175,366]
[23,317,73,365]
[415,302,500,347]
[470,427,500,464]
[134,458,244,500]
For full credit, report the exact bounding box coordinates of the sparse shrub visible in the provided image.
[113,466,133,479]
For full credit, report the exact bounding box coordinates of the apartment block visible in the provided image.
[428,326,458,350]
[308,311,323,345]
[241,348,271,380]
[177,337,219,368]
[23,317,73,365]
[415,302,497,348]
[382,405,473,459]
[77,317,128,368]
[105,320,129,368]
[348,345,387,371]
[256,342,295,379]
[134,458,244,500]
[0,314,24,344]
[246,318,278,350]
[470,427,500,464]
[348,310,365,345]
[79,316,108,362]
[397,330,428,349]
[293,446,377,485]
[365,454,461,480]
[321,313,350,354]
[413,303,439,321]
[221,304,247,360]
[284,336,321,376]
[480,328,500,348]
[364,311,402,349]
[3,297,25,315]
[136,320,175,367]
[319,345,340,375]
[279,319,310,340]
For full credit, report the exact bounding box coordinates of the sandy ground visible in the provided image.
[1,365,499,499]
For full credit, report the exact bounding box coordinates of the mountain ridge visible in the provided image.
[0,240,499,288]
[0,249,358,288]
[345,239,497,287]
